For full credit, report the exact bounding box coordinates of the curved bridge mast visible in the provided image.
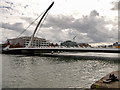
[27,1,54,48]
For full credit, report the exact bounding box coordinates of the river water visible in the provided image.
[1,52,120,88]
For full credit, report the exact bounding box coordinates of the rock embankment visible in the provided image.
[91,70,120,88]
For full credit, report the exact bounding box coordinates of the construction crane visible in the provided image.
[73,36,77,42]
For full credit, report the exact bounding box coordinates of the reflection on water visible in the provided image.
[2,52,120,88]
[58,52,118,57]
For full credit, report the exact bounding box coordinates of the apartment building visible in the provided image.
[7,37,50,47]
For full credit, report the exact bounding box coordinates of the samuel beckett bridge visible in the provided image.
[2,2,120,54]
[2,45,120,54]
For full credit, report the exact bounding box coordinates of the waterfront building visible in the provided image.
[113,42,120,48]
[60,40,78,47]
[98,45,107,48]
[49,43,59,47]
[5,36,50,47]
[60,40,91,47]
[78,43,91,48]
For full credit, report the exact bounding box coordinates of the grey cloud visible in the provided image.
[20,17,40,26]
[5,1,14,5]
[1,22,31,36]
[0,0,14,10]
[111,1,120,10]
[21,17,33,24]
[1,22,24,31]
[0,6,13,10]
[3,10,117,43]
[42,10,117,43]
[90,10,99,16]
[44,15,75,29]
[24,5,28,8]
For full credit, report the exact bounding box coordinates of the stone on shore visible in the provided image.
[91,70,120,89]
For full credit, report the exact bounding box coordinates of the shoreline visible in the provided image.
[91,70,120,88]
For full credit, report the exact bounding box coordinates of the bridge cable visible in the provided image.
[36,10,50,37]
[17,10,46,38]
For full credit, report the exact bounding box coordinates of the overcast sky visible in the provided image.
[0,0,119,46]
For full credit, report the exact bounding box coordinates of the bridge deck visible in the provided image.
[2,47,120,54]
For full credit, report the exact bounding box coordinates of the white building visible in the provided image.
[7,36,50,47]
